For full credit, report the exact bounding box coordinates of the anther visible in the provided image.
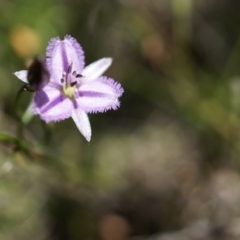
[61,78,64,83]
[75,74,82,78]
[67,62,73,74]
[72,71,76,76]
[70,81,77,87]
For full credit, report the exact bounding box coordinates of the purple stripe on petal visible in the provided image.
[32,85,72,123]
[46,35,85,84]
[60,42,70,73]
[34,90,50,108]
[78,91,110,98]
[64,35,85,72]
[41,95,65,114]
[73,99,78,109]
[35,95,72,123]
[76,76,123,113]
[79,76,124,98]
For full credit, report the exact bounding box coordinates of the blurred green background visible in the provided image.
[1,0,240,239]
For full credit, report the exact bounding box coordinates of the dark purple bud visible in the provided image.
[27,57,50,91]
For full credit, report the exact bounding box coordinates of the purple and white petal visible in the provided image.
[32,85,72,123]
[71,109,91,141]
[76,76,123,113]
[82,58,112,81]
[14,70,28,83]
[46,35,85,83]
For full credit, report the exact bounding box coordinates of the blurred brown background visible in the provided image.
[1,0,240,239]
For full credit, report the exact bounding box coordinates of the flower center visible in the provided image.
[61,62,82,100]
[63,84,76,99]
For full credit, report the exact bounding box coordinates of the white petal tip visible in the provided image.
[85,136,91,142]
[105,57,113,64]
[103,58,113,68]
[71,110,92,142]
[14,71,20,77]
[13,70,28,83]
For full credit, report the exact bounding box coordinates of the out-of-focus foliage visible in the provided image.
[1,0,240,239]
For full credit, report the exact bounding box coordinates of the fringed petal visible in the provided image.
[32,86,72,122]
[46,35,85,83]
[76,76,123,113]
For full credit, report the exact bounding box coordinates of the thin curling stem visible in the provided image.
[13,84,31,137]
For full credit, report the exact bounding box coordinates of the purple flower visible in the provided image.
[14,35,123,141]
